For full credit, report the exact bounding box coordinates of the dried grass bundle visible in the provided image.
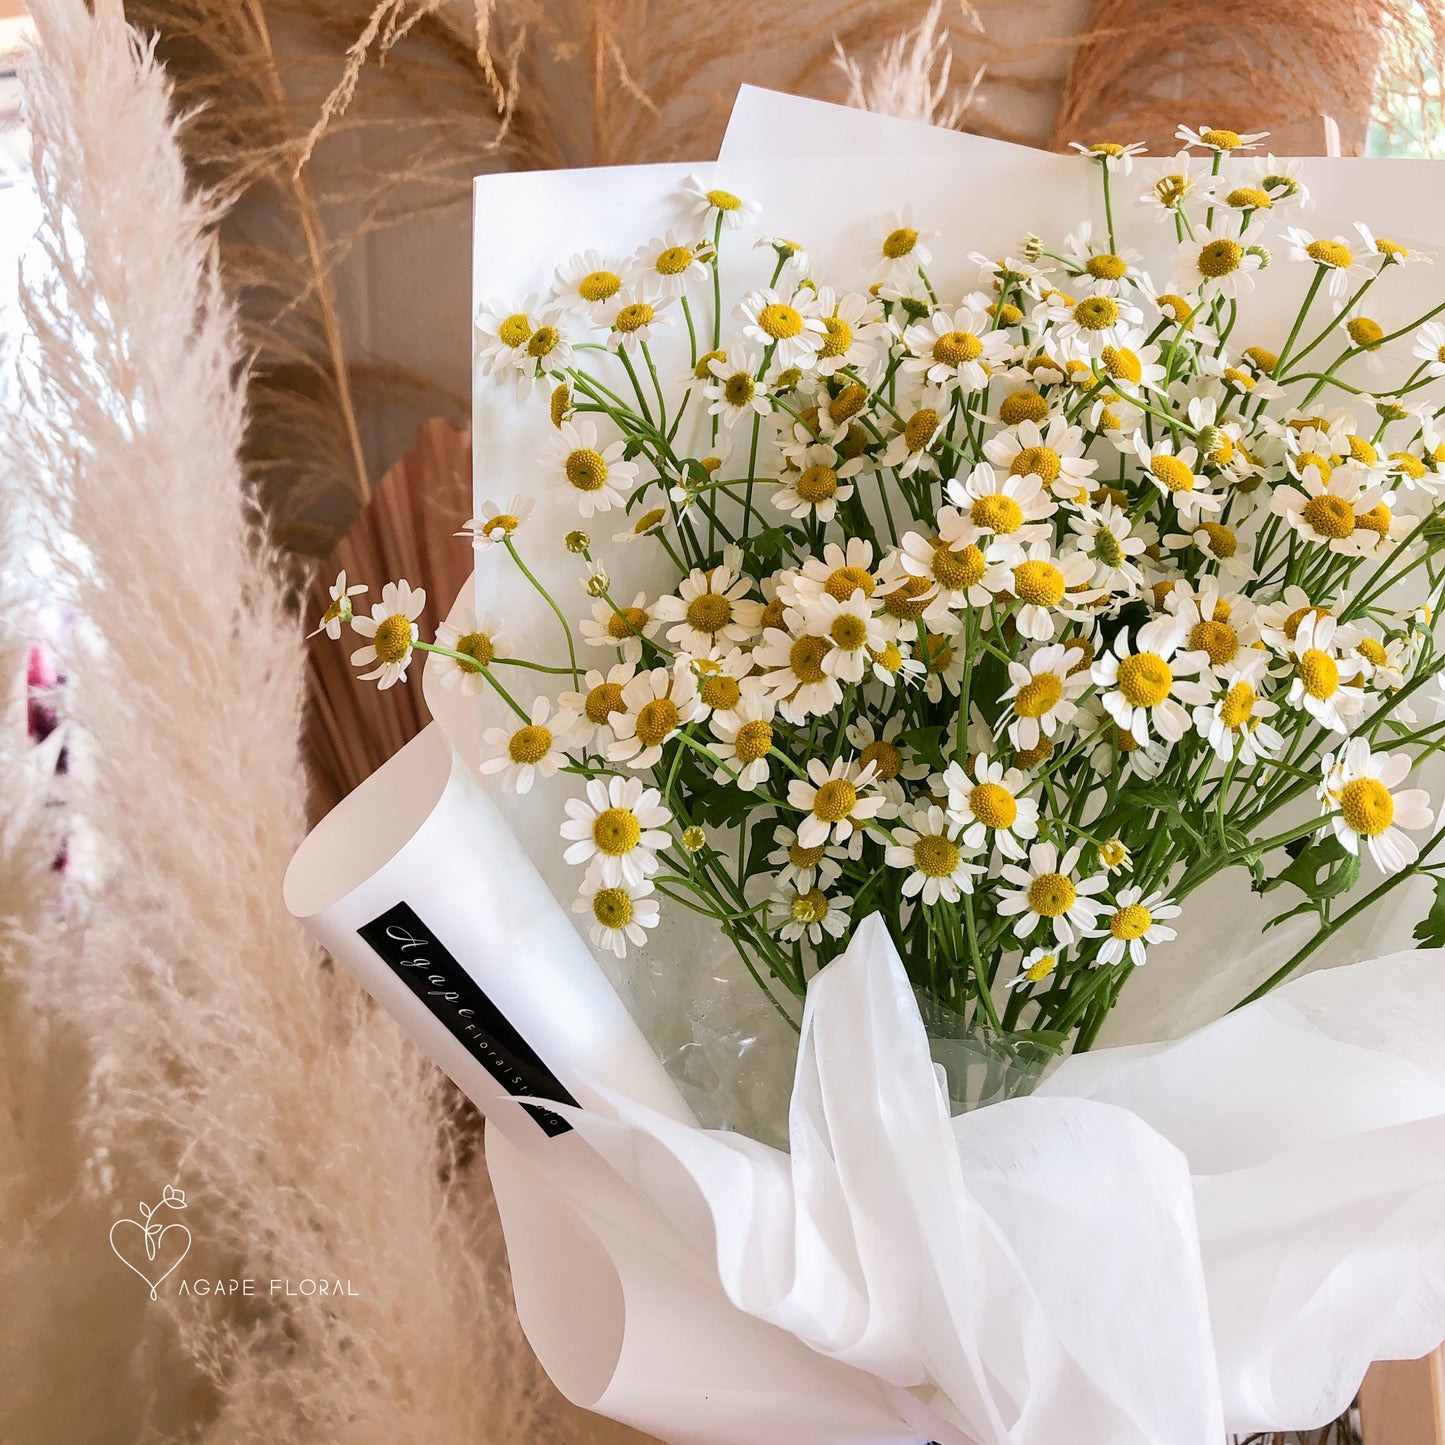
[1051,0,1445,155]
[5,2,606,1439]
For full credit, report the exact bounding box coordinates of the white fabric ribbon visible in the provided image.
[489,913,1445,1445]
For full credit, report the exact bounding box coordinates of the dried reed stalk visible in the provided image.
[6,3,606,1440]
[1051,0,1445,155]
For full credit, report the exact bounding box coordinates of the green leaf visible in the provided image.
[1413,876,1445,948]
[900,725,950,774]
[1259,832,1361,901]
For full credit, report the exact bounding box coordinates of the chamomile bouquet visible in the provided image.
[317,126,1445,1069]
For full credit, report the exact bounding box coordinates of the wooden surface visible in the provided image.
[1361,1350,1445,1443]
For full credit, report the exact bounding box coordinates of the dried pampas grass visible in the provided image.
[5,1,608,1439]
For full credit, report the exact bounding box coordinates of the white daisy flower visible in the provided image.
[1193,657,1283,763]
[983,416,1098,505]
[996,841,1108,945]
[768,825,845,894]
[874,205,939,280]
[1256,586,1329,653]
[1320,737,1434,874]
[884,804,984,905]
[787,756,888,851]
[434,610,504,695]
[1093,333,1168,393]
[755,625,844,723]
[795,591,888,684]
[1066,502,1148,593]
[474,294,554,373]
[1134,435,1223,522]
[1092,616,1214,743]
[941,753,1040,860]
[1036,290,1144,359]
[581,592,661,664]
[309,569,367,639]
[1169,213,1260,298]
[735,285,826,370]
[1413,321,1445,379]
[684,646,756,720]
[479,695,573,794]
[574,874,660,958]
[778,539,880,609]
[1271,463,1389,555]
[560,774,672,887]
[894,513,1013,619]
[554,662,635,748]
[1250,153,1311,207]
[608,666,700,769]
[901,300,1012,390]
[1175,123,1268,152]
[773,442,864,522]
[1138,152,1203,218]
[1002,642,1090,751]
[682,176,760,230]
[1096,887,1181,967]
[461,495,534,549]
[845,715,929,785]
[1355,221,1429,268]
[812,287,888,377]
[631,230,708,299]
[1098,838,1132,873]
[777,884,853,945]
[1284,611,1366,734]
[1165,579,1255,676]
[551,418,639,517]
[1284,226,1369,302]
[350,579,426,690]
[1059,220,1144,297]
[708,682,776,790]
[919,632,968,703]
[880,387,954,477]
[1069,139,1147,173]
[653,551,764,655]
[1006,945,1062,990]
[705,346,772,426]
[553,249,628,322]
[946,461,1056,544]
[1006,541,1099,641]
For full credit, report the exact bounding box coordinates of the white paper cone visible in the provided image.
[284,722,694,1148]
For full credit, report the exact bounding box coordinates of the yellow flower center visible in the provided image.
[578,270,622,302]
[934,330,984,366]
[1355,501,1392,538]
[789,840,825,868]
[1392,452,1428,479]
[904,408,940,451]
[1010,445,1062,483]
[1348,317,1384,349]
[1073,296,1120,331]
[1118,652,1173,707]
[606,606,649,640]
[1158,293,1195,324]
[734,719,773,762]
[1219,682,1256,729]
[614,302,654,333]
[1301,494,1355,540]
[1357,637,1389,667]
[1065,637,1095,673]
[1296,450,1333,481]
[1243,346,1278,374]
[830,614,869,650]
[635,697,680,747]
[923,634,954,673]
[1099,839,1129,868]
[792,888,830,925]
[934,541,987,590]
[1201,128,1243,149]
[591,886,633,928]
[1000,389,1049,425]
[1307,239,1353,268]
[1089,527,1124,568]
[1100,345,1142,383]
[796,464,839,504]
[1024,952,1057,982]
[1226,186,1272,210]
[1015,738,1054,768]
[483,514,519,539]
[1198,238,1244,277]
[1086,253,1128,280]
[758,303,804,339]
[454,630,495,671]
[998,303,1024,325]
[686,592,733,633]
[1339,777,1394,836]
[970,781,1017,829]
[1282,605,1324,640]
[789,635,830,684]
[528,326,560,359]
[972,493,1025,534]
[1015,672,1064,717]
[593,807,642,855]
[632,507,666,536]
[701,675,741,710]
[813,778,857,823]
[706,189,742,211]
[1223,367,1256,389]
[830,383,868,420]
[565,447,609,492]
[761,598,787,631]
[1154,175,1192,207]
[858,740,902,781]
[694,349,725,379]
[723,372,755,407]
[914,834,961,877]
[373,614,414,665]
[585,681,625,724]
[884,575,932,620]
[1089,142,1126,156]
[655,245,693,275]
[869,642,904,674]
[1200,522,1237,558]
[1028,873,1077,917]
[1012,559,1066,606]
[826,565,874,601]
[550,384,571,427]
[1298,648,1340,698]
[820,315,853,357]
[883,226,918,259]
[1151,455,1195,492]
[508,724,552,765]
[1110,902,1153,940]
[321,596,348,626]
[1190,619,1237,665]
[1347,435,1378,465]
[498,313,532,347]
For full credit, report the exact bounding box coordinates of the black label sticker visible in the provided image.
[357,901,576,1137]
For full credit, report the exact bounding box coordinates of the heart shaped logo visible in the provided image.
[109,1186,191,1299]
